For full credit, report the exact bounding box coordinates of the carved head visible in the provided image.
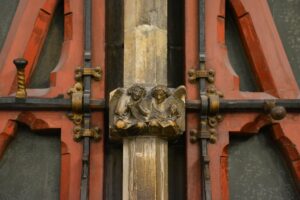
[151,85,171,104]
[127,85,146,101]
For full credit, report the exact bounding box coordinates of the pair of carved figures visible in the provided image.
[109,85,186,139]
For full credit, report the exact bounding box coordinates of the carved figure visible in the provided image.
[149,85,177,128]
[114,85,149,130]
[109,84,186,139]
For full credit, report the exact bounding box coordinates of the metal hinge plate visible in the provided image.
[75,66,102,81]
[67,66,103,141]
[188,68,215,83]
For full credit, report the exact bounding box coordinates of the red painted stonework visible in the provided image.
[185,0,300,199]
[0,0,105,199]
[0,120,18,160]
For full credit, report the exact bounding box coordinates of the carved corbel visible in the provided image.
[109,84,186,140]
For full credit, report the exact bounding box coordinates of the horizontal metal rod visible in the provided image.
[186,99,300,112]
[220,99,300,112]
[0,97,105,111]
[0,97,299,113]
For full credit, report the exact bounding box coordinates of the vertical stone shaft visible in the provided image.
[123,0,168,200]
[123,137,168,200]
[124,0,167,87]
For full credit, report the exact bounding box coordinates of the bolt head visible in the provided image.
[13,58,28,70]
[190,136,198,143]
[209,135,217,143]
[270,106,287,120]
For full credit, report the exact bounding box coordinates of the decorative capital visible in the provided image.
[109,85,186,140]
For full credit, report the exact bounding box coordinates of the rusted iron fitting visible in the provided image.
[188,68,215,83]
[75,67,102,81]
[73,126,101,141]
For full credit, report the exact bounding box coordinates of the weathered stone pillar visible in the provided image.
[109,1,185,199]
[123,137,168,200]
[124,0,167,87]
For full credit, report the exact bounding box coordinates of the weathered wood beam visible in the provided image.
[124,0,167,87]
[121,1,168,199]
[123,137,167,200]
[110,1,185,199]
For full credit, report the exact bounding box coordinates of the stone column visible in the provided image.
[123,0,167,87]
[109,1,185,200]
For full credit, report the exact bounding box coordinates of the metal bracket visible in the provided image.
[75,66,102,81]
[188,68,215,83]
[67,66,103,141]
[67,82,83,126]
[73,126,101,141]
[188,66,223,143]
[190,114,222,143]
[188,69,288,144]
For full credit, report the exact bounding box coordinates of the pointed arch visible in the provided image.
[185,0,300,199]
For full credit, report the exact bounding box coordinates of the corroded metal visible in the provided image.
[188,68,215,83]
[75,66,102,81]
[109,84,186,140]
[188,71,223,144]
[73,126,101,141]
[67,82,83,126]
[67,68,103,141]
[14,58,28,99]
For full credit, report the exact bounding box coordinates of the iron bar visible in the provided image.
[186,99,300,113]
[199,0,212,199]
[1,97,300,113]
[0,97,104,111]
[81,0,92,199]
[219,99,300,112]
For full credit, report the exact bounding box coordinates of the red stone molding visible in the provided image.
[185,0,300,199]
[0,0,105,199]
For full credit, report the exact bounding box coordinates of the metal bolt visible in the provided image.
[190,129,198,143]
[270,106,287,120]
[13,58,28,99]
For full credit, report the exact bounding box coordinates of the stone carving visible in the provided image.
[109,85,186,140]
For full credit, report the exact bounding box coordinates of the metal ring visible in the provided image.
[72,92,83,113]
[201,95,209,115]
[209,94,220,114]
